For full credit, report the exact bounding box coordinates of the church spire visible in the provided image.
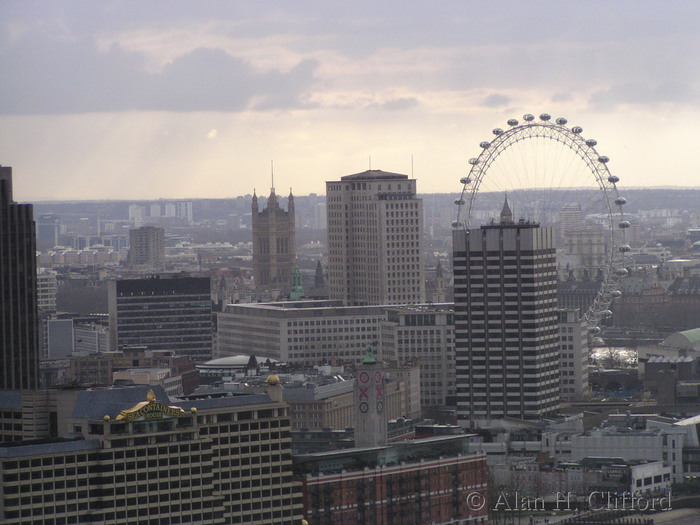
[500,193,513,224]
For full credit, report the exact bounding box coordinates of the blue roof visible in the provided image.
[73,385,170,419]
[0,439,102,458]
[72,385,274,420]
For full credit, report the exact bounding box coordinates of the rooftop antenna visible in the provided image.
[270,160,275,193]
[369,156,372,170]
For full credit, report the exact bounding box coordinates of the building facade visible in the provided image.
[251,188,296,291]
[294,436,488,525]
[108,274,213,362]
[558,308,590,402]
[381,305,455,408]
[0,386,303,524]
[454,202,560,425]
[217,300,385,364]
[326,169,425,305]
[1,165,40,390]
[127,226,165,273]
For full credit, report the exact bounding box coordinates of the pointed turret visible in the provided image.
[500,194,513,224]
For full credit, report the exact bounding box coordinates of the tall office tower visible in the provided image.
[127,225,165,272]
[36,213,61,251]
[326,169,425,305]
[559,203,582,240]
[0,165,40,390]
[251,187,296,291]
[108,274,213,362]
[128,204,146,227]
[453,198,560,425]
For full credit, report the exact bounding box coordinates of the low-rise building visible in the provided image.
[294,435,488,525]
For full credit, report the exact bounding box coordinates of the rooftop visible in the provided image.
[339,169,409,181]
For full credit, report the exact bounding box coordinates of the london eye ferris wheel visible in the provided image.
[453,113,630,334]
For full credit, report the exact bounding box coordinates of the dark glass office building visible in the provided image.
[0,165,39,390]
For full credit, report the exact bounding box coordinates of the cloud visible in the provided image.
[551,92,573,103]
[0,31,318,114]
[588,81,698,111]
[207,128,218,139]
[482,93,510,108]
[368,97,420,111]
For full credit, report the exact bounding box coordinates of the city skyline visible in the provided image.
[2,2,700,201]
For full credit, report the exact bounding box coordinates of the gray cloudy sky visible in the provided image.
[1,1,699,200]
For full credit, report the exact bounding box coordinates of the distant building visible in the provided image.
[251,187,296,292]
[326,169,425,305]
[454,198,560,425]
[36,268,58,312]
[108,274,213,362]
[127,225,165,272]
[0,165,40,390]
[36,213,61,251]
[558,308,590,402]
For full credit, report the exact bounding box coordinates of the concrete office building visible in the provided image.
[1,166,40,390]
[381,304,455,408]
[218,300,453,409]
[453,199,560,425]
[218,300,385,364]
[108,274,213,362]
[127,226,165,273]
[0,385,303,524]
[326,169,425,305]
[251,187,296,291]
[558,308,590,402]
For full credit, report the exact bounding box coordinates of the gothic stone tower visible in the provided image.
[252,187,296,292]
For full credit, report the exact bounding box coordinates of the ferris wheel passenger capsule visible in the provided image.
[572,126,583,134]
[618,220,630,229]
[610,290,622,298]
[601,310,613,318]
[460,177,471,185]
[455,198,465,205]
[493,128,504,135]
[619,244,631,252]
[586,139,597,147]
[468,158,479,165]
[523,114,534,121]
[608,175,620,183]
[615,268,629,277]
[615,197,627,206]
[479,141,490,149]
[539,113,551,121]
[589,326,602,334]
[556,117,568,125]
[598,156,610,163]
[451,221,459,228]
[507,119,519,126]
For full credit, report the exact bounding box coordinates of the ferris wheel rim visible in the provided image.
[454,114,629,329]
